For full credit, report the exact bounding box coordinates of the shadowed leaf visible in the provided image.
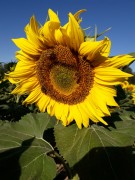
[0,113,57,180]
[54,111,135,179]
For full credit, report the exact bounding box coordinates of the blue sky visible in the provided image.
[0,0,135,71]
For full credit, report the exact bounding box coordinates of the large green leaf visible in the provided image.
[54,110,135,180]
[0,113,57,180]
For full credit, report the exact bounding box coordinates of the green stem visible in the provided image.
[49,150,73,179]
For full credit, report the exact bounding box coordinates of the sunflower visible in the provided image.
[121,81,135,104]
[8,9,134,128]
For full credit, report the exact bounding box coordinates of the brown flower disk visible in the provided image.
[37,45,94,104]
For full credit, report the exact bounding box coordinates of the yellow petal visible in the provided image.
[54,29,66,45]
[29,15,39,34]
[48,9,60,22]
[41,21,60,46]
[15,76,38,93]
[79,37,111,61]
[62,9,86,30]
[105,55,135,68]
[36,94,51,112]
[84,99,108,125]
[90,84,118,114]
[62,13,84,51]
[74,9,86,23]
[7,77,20,84]
[101,37,111,57]
[12,38,41,55]
[41,9,60,46]
[95,82,116,96]
[90,89,111,116]
[77,104,89,128]
[94,67,133,85]
[15,58,36,70]
[25,16,44,49]
[8,60,36,82]
[47,99,56,115]
[60,104,69,126]
[8,69,35,79]
[23,86,42,105]
[66,110,74,125]
[54,102,64,120]
[70,105,83,129]
[16,50,36,62]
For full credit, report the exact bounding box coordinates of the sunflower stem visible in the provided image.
[50,150,73,179]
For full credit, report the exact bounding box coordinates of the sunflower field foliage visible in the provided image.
[0,9,135,180]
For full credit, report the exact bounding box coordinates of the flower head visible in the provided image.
[121,81,135,104]
[8,9,134,128]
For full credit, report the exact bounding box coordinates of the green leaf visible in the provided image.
[54,111,135,179]
[0,113,57,180]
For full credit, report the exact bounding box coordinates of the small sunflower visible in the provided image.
[121,81,135,104]
[8,9,134,128]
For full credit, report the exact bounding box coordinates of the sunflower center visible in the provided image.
[50,64,79,95]
[37,45,94,105]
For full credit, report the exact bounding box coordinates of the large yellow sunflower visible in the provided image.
[8,9,134,128]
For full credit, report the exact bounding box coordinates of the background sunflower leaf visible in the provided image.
[0,113,57,180]
[54,111,135,180]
